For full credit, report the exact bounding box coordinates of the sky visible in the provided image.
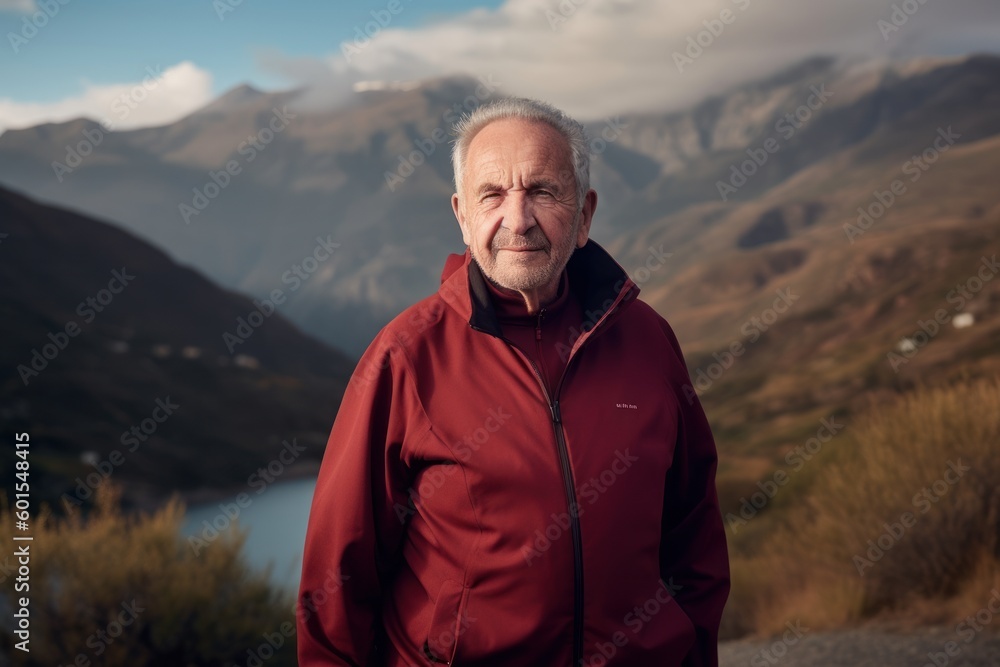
[0,0,998,134]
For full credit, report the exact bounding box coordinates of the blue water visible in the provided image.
[182,477,316,591]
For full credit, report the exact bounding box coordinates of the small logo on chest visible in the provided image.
[616,402,638,410]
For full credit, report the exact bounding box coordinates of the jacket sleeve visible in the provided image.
[297,328,415,666]
[658,321,731,667]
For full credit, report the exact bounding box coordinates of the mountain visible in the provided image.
[1,53,999,520]
[592,55,1000,232]
[602,56,1000,511]
[0,185,354,510]
[0,75,484,355]
[2,57,998,358]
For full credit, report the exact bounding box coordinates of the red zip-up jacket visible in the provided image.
[297,240,730,666]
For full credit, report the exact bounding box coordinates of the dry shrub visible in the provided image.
[727,377,1000,635]
[0,484,296,666]
[722,550,865,638]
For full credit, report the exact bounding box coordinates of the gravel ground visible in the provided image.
[720,626,1000,666]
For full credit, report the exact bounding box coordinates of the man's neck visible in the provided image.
[487,273,567,315]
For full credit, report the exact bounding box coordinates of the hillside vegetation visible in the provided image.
[0,485,297,665]
[610,90,1000,546]
[722,378,1000,638]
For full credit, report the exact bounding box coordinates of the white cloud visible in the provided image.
[257,0,1000,120]
[0,61,214,135]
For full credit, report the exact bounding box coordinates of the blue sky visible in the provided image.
[1,0,504,101]
[1,0,998,133]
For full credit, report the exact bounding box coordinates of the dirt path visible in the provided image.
[720,626,1000,666]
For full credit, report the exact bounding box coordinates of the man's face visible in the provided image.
[452,118,596,294]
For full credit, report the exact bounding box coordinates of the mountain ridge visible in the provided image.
[0,185,354,510]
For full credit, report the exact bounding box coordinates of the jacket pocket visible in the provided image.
[423,579,471,665]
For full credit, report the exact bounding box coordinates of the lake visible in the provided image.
[182,477,317,591]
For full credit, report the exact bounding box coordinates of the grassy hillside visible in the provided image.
[610,118,1000,526]
[601,61,1000,639]
[722,378,1000,638]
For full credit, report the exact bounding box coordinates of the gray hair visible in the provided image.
[451,97,591,211]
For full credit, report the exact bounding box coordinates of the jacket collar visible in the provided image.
[439,240,639,339]
[485,270,572,322]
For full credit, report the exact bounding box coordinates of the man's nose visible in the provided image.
[501,191,535,236]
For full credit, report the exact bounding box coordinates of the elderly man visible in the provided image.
[298,98,730,666]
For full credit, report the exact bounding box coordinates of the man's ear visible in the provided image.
[576,189,597,248]
[452,193,471,246]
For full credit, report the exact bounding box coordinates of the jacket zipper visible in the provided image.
[531,312,585,667]
[520,348,585,667]
[549,397,584,667]
[471,283,636,667]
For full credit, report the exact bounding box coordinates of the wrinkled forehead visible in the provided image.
[463,119,573,188]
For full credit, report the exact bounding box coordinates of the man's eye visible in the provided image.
[534,190,553,197]
[481,193,500,201]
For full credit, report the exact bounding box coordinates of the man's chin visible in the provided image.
[483,261,543,288]
[473,251,558,289]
